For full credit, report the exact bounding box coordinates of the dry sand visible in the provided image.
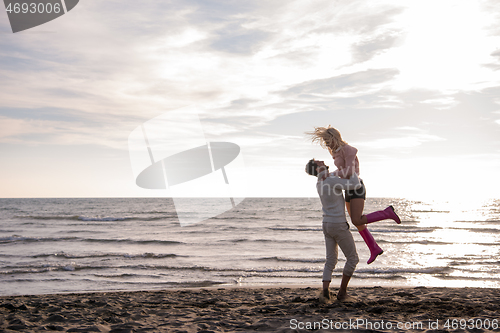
[1,286,499,332]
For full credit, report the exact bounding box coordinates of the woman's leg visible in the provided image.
[349,201,401,226]
[348,198,367,227]
[345,201,366,231]
[348,198,383,264]
[365,205,401,224]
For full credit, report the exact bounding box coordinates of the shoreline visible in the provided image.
[1,286,499,332]
[3,278,496,298]
[2,281,494,297]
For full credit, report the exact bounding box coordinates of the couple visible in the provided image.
[306,149,401,301]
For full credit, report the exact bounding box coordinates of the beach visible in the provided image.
[1,286,499,332]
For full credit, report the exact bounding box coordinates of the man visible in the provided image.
[305,158,360,301]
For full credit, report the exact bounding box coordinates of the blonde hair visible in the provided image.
[306,126,347,153]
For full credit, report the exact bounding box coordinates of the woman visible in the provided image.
[307,126,401,264]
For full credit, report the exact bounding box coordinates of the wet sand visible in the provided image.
[1,286,499,332]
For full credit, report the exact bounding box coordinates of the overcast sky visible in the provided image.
[1,0,500,201]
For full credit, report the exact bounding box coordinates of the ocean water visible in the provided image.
[0,197,499,296]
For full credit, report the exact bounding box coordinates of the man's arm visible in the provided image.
[321,173,361,191]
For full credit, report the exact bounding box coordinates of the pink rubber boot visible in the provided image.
[359,228,383,264]
[365,205,401,224]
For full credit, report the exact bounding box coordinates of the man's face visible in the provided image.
[315,160,328,173]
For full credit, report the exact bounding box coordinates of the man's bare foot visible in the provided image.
[322,288,330,300]
[336,290,347,301]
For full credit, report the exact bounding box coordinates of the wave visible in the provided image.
[455,220,500,224]
[258,256,325,263]
[465,228,500,234]
[276,207,317,212]
[412,210,450,213]
[113,280,228,288]
[254,239,301,243]
[32,252,181,259]
[446,227,500,234]
[436,275,500,281]
[267,227,322,232]
[0,235,183,245]
[220,238,248,243]
[447,258,500,265]
[14,215,175,222]
[0,264,323,275]
[371,227,438,233]
[11,261,429,277]
[78,216,132,222]
[0,262,482,284]
[210,216,279,221]
[0,265,93,275]
[377,240,452,245]
[217,238,301,244]
[0,263,180,275]
[0,277,227,289]
[92,273,162,279]
[0,235,79,243]
[353,274,407,280]
[355,266,453,275]
[83,238,183,245]
[15,215,93,221]
[453,265,500,273]
[0,207,20,211]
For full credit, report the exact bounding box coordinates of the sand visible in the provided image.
[1,286,499,332]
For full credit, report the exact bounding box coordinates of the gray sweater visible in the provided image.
[316,171,362,223]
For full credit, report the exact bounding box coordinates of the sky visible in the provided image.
[1,0,500,201]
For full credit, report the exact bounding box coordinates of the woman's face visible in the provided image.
[327,144,334,156]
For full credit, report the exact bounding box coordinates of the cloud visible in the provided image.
[280,68,399,97]
[182,0,262,25]
[312,4,406,35]
[0,107,87,123]
[209,23,272,54]
[484,49,500,71]
[0,107,135,149]
[351,32,402,63]
[419,96,459,110]
[354,127,446,150]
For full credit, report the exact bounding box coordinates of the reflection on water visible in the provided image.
[367,198,500,288]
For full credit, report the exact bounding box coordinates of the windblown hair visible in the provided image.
[306,126,347,154]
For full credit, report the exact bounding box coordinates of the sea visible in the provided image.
[1,197,499,296]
